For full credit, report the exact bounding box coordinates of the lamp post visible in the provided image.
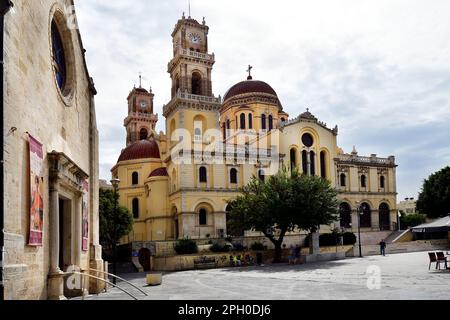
[110,178,120,285]
[356,202,363,258]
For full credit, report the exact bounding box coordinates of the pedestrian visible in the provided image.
[379,240,386,256]
[294,245,301,264]
[288,245,296,265]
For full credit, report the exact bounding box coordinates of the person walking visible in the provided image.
[379,240,387,256]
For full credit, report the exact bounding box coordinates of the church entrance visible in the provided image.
[138,248,151,271]
[58,197,73,273]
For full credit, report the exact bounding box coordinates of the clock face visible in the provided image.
[140,101,147,109]
[188,32,202,44]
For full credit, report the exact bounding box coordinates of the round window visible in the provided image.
[51,20,66,91]
[301,133,314,147]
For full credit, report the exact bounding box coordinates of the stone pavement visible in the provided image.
[75,251,450,300]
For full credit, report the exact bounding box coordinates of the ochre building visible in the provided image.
[111,14,398,259]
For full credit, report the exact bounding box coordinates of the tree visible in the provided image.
[416,166,450,218]
[227,168,339,263]
[99,189,133,250]
[399,213,427,229]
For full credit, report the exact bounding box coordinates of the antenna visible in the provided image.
[188,0,191,17]
[139,72,142,88]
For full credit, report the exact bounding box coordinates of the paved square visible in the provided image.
[78,251,450,300]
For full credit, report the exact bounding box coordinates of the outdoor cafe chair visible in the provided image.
[436,252,448,270]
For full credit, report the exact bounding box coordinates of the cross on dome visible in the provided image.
[247,65,253,80]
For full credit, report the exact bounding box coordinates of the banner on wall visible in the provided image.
[82,180,89,251]
[28,135,44,246]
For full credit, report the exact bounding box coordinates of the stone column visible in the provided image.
[309,231,320,255]
[48,183,66,300]
[74,194,82,268]
[50,186,60,273]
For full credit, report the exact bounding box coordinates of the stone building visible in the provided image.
[111,14,398,264]
[1,0,103,299]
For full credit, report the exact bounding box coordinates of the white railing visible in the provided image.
[174,48,215,61]
[337,154,395,165]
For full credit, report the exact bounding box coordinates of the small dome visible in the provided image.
[117,140,160,163]
[149,167,169,178]
[224,79,278,102]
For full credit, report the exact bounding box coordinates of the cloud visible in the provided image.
[76,0,450,200]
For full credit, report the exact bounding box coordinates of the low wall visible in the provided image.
[348,239,450,257]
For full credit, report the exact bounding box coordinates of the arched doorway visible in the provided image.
[359,202,372,228]
[138,248,151,271]
[379,203,391,231]
[139,128,148,140]
[191,72,202,95]
[339,202,352,228]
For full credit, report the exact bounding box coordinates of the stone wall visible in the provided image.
[3,0,101,300]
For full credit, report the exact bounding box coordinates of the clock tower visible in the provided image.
[163,14,221,137]
[124,84,158,146]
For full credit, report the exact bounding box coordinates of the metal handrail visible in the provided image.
[63,271,138,300]
[88,268,148,296]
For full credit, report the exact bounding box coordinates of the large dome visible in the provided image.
[117,140,160,162]
[223,79,278,102]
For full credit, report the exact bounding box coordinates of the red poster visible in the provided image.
[82,180,89,251]
[28,135,44,246]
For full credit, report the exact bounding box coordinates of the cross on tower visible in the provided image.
[247,65,253,80]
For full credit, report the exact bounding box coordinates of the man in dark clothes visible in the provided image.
[379,240,387,256]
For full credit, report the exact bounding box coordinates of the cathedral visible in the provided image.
[111,14,398,256]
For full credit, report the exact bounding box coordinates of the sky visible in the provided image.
[76,0,450,201]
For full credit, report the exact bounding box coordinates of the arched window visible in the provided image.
[223,123,226,140]
[132,172,139,185]
[175,77,180,93]
[226,119,231,130]
[320,151,326,179]
[261,114,267,130]
[194,128,202,141]
[191,72,202,95]
[199,209,207,225]
[199,166,207,183]
[310,151,316,176]
[240,113,246,130]
[339,202,352,228]
[281,117,286,123]
[258,169,265,182]
[359,203,372,228]
[361,175,367,188]
[139,128,148,140]
[132,198,139,219]
[290,149,297,171]
[51,21,66,91]
[302,151,308,174]
[268,115,273,131]
[340,173,346,187]
[380,176,385,189]
[248,114,253,129]
[230,168,238,184]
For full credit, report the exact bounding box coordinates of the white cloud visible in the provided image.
[76,0,450,200]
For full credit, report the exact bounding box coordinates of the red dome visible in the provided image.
[224,79,278,102]
[149,167,169,178]
[118,140,160,162]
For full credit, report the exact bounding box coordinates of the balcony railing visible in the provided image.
[173,48,215,61]
[337,154,395,166]
[126,112,158,121]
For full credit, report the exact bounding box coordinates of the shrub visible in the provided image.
[342,232,357,245]
[174,238,198,255]
[400,213,427,228]
[250,242,265,251]
[304,232,357,247]
[232,243,245,252]
[210,242,231,253]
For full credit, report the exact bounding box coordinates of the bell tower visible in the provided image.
[124,81,159,146]
[163,14,221,134]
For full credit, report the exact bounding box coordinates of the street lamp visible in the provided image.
[356,202,364,258]
[110,178,120,285]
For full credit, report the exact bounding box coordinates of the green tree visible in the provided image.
[400,213,427,229]
[227,169,339,263]
[416,166,450,218]
[99,189,133,250]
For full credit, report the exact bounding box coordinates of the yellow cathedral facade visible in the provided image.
[111,14,398,254]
